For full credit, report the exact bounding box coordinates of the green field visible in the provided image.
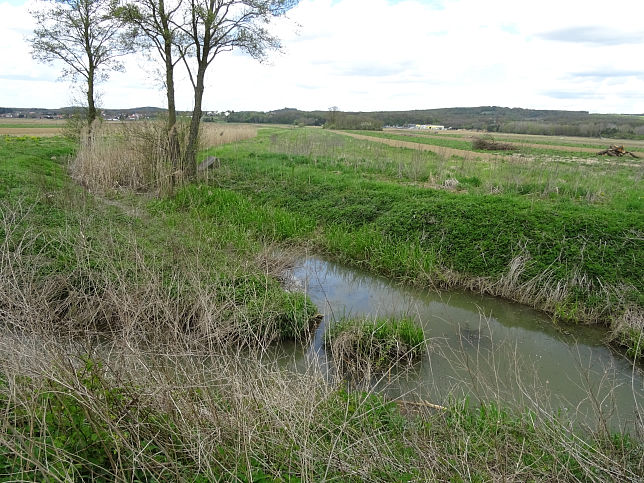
[0,131,642,480]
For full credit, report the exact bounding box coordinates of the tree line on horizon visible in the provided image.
[219,106,644,139]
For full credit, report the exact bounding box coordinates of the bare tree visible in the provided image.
[179,0,299,177]
[113,0,186,163]
[30,0,133,134]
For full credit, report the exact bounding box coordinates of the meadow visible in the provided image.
[0,118,65,137]
[0,124,642,480]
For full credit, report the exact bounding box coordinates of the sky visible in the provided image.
[1,0,643,113]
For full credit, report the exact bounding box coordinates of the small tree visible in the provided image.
[113,0,186,164]
[179,0,299,177]
[30,0,133,134]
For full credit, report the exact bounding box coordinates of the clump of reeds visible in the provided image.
[71,120,183,194]
[70,121,258,194]
[326,316,425,377]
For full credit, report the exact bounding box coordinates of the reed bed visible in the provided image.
[199,122,257,150]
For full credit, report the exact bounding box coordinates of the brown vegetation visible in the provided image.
[472,136,514,151]
[597,144,640,158]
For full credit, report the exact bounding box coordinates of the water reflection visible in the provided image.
[279,256,643,433]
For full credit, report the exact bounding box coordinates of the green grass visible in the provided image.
[196,135,641,299]
[184,128,643,358]
[221,128,642,210]
[1,133,642,480]
[327,317,425,371]
[353,130,475,151]
[0,135,316,344]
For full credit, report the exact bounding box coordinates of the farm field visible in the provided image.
[366,128,644,158]
[389,127,644,151]
[1,128,642,480]
[0,118,65,136]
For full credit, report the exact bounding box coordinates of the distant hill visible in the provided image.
[222,106,644,139]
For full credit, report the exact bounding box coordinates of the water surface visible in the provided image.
[279,256,643,433]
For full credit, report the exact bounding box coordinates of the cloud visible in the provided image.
[538,26,644,46]
[541,90,602,100]
[0,73,42,81]
[334,61,414,78]
[570,70,644,80]
[1,0,644,113]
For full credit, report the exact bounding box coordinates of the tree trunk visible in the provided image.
[87,65,96,137]
[164,39,180,173]
[185,64,206,178]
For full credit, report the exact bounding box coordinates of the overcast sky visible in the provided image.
[1,0,643,113]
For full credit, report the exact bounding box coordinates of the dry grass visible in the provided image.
[71,121,183,194]
[70,121,258,194]
[1,196,642,480]
[0,198,312,349]
[199,123,257,150]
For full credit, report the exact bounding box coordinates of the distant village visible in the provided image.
[0,107,177,121]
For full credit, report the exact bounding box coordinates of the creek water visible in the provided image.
[276,256,643,433]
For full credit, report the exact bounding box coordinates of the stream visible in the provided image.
[276,256,643,433]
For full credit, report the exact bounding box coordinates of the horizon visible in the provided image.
[3,105,642,116]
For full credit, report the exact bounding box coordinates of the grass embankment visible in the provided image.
[1,134,642,480]
[191,128,643,359]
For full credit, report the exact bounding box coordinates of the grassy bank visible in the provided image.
[1,133,642,480]
[187,128,643,359]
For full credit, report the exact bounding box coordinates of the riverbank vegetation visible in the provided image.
[1,132,642,480]
[327,317,425,374]
[191,127,642,360]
